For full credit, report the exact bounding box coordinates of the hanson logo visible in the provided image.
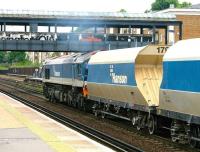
[109,65,127,84]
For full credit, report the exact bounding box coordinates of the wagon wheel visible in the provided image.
[190,127,198,148]
[131,114,137,126]
[94,110,98,117]
[197,127,200,148]
[137,117,142,131]
[101,106,106,119]
[101,111,106,119]
[148,115,157,135]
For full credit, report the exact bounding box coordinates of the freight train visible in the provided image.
[42,38,200,148]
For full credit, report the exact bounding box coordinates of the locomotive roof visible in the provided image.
[88,47,145,64]
[74,51,98,63]
[163,38,200,61]
[44,53,80,65]
[44,52,96,65]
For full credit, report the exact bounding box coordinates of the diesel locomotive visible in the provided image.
[42,38,200,147]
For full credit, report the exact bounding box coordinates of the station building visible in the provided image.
[157,4,200,44]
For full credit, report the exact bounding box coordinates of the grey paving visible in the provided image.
[0,128,55,152]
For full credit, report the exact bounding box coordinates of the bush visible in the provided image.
[10,60,41,68]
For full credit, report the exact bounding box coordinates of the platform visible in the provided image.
[0,92,115,152]
[0,74,25,82]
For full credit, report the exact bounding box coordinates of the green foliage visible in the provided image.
[0,51,40,69]
[7,52,27,64]
[118,9,127,13]
[0,52,7,63]
[178,1,192,8]
[10,60,41,68]
[0,51,29,64]
[151,0,192,11]
[0,64,8,70]
[151,0,179,11]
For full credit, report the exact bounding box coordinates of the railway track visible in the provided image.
[0,80,142,152]
[0,76,198,152]
[0,77,43,95]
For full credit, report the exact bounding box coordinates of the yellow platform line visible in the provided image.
[0,99,76,152]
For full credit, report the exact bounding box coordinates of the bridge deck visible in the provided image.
[0,40,148,51]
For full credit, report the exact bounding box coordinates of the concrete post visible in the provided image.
[3,23,6,32]
[25,25,27,32]
[30,23,38,32]
[55,24,57,33]
[48,26,51,33]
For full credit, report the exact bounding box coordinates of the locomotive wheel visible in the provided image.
[148,115,157,135]
[49,94,54,102]
[78,94,86,111]
[67,91,72,106]
[77,94,82,110]
[82,103,86,112]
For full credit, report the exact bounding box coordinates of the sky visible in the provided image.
[0,0,199,13]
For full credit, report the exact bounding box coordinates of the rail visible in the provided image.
[0,88,143,152]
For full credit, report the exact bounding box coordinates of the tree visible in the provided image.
[151,0,191,11]
[0,52,7,63]
[7,52,27,64]
[178,2,192,8]
[118,9,127,13]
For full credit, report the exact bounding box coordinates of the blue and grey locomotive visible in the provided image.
[43,52,95,109]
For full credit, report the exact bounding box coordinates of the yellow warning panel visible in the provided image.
[0,97,76,152]
[0,93,115,152]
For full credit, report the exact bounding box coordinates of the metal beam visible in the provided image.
[0,40,148,52]
[152,26,156,44]
[179,22,183,40]
[0,18,182,28]
[140,28,143,34]
[165,27,168,45]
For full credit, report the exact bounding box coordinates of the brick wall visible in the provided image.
[175,15,200,41]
